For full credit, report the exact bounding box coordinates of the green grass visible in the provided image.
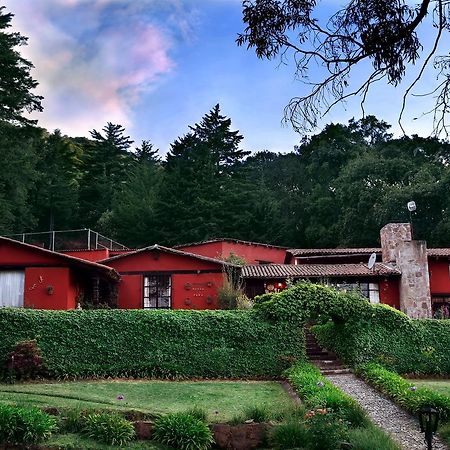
[0,380,292,422]
[414,380,450,397]
[44,433,171,449]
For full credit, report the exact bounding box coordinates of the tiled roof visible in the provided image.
[241,263,400,279]
[428,248,450,257]
[174,238,288,250]
[100,244,238,266]
[288,248,381,256]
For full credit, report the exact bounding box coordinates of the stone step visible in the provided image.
[308,354,336,360]
[321,368,352,375]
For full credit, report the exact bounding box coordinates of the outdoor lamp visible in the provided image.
[419,405,439,450]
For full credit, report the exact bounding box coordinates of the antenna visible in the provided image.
[367,252,377,270]
[407,200,416,239]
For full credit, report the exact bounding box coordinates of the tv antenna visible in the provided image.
[367,252,377,271]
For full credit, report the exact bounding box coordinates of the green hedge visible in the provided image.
[313,305,450,374]
[357,363,450,422]
[0,308,304,379]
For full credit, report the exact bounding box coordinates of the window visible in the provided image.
[0,271,24,308]
[326,279,379,303]
[143,275,171,309]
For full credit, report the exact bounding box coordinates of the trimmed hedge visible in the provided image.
[357,363,450,422]
[0,308,304,379]
[313,305,450,374]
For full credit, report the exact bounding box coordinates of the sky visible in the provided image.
[3,0,444,155]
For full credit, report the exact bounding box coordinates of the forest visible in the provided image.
[2,7,450,249]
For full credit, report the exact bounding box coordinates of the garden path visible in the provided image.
[326,373,448,450]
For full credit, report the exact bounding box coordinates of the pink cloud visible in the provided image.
[2,0,176,136]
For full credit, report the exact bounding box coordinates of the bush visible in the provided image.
[347,425,401,450]
[285,362,368,428]
[357,363,450,421]
[270,421,309,449]
[0,308,304,379]
[305,410,348,450]
[0,404,56,444]
[243,404,271,423]
[82,412,135,445]
[313,304,450,374]
[5,339,44,380]
[184,406,208,422]
[153,412,214,450]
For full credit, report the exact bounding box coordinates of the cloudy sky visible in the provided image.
[3,0,442,155]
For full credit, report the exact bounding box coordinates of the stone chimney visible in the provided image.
[380,223,431,318]
[380,223,412,263]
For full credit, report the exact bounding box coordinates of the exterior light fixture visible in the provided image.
[419,405,439,450]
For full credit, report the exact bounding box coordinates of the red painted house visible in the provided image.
[175,238,287,264]
[0,236,119,310]
[100,245,234,310]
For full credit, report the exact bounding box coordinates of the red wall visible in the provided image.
[178,241,286,264]
[106,250,225,310]
[24,267,76,310]
[379,278,400,309]
[429,259,450,294]
[62,249,110,262]
[0,242,61,266]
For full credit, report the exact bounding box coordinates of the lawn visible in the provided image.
[414,379,450,397]
[0,380,292,422]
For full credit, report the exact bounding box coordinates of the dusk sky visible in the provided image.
[4,0,442,155]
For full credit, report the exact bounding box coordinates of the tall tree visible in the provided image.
[0,7,42,124]
[238,1,450,136]
[79,123,134,229]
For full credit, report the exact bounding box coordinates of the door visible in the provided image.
[0,271,25,307]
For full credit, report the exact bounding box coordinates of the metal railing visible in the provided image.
[7,229,128,252]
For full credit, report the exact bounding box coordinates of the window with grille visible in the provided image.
[143,275,171,309]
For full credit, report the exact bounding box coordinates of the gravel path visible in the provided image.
[327,373,448,450]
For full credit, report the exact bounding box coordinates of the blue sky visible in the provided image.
[4,0,442,155]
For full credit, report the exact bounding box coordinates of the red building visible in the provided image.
[2,224,450,318]
[0,236,119,310]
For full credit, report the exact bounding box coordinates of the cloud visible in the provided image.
[2,0,185,136]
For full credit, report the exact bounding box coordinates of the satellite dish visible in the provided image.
[367,252,377,270]
[407,201,417,212]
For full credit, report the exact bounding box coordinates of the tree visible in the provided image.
[238,1,450,136]
[78,123,134,228]
[32,130,82,230]
[0,7,42,124]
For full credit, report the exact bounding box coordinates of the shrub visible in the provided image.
[0,404,56,444]
[305,410,348,450]
[347,425,401,450]
[243,404,271,423]
[153,412,214,450]
[285,362,368,428]
[270,421,309,449]
[0,308,304,379]
[184,406,208,422]
[5,339,44,380]
[357,363,450,421]
[82,412,135,445]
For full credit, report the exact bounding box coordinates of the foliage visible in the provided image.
[238,1,448,136]
[347,426,401,450]
[6,339,44,381]
[313,302,450,374]
[305,410,348,450]
[0,308,304,379]
[152,412,214,450]
[357,363,450,422]
[0,404,56,444]
[0,7,43,124]
[242,404,271,423]
[184,406,208,423]
[285,362,368,428]
[270,420,309,450]
[82,412,135,446]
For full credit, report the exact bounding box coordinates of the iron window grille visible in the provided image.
[143,275,171,309]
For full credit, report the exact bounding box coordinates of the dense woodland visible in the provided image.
[1,7,450,249]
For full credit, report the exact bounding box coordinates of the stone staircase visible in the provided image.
[305,330,351,375]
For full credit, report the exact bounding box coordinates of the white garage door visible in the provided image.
[0,271,24,308]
